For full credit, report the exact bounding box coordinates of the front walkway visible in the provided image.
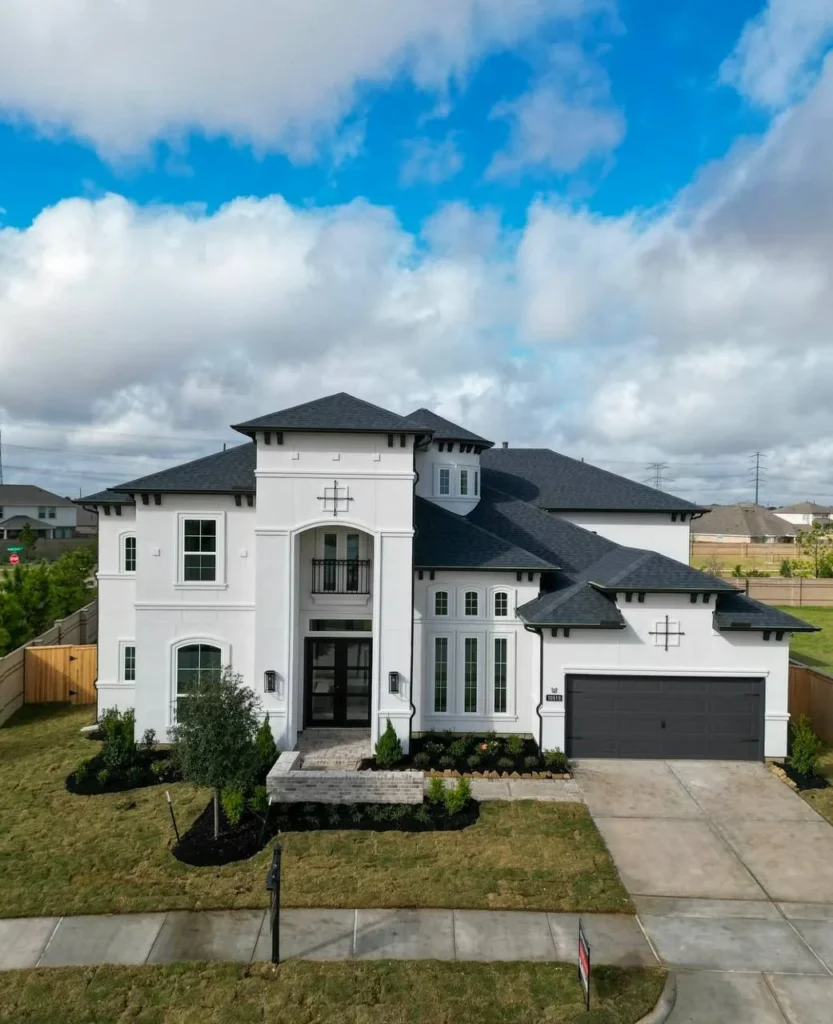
[0,908,652,970]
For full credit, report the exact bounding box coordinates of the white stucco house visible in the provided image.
[773,502,833,528]
[81,393,814,762]
[0,484,79,540]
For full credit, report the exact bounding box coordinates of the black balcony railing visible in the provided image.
[311,559,371,595]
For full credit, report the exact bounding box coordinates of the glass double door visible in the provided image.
[304,638,372,727]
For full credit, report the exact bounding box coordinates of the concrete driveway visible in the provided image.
[575,760,833,1023]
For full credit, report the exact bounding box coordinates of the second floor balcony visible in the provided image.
[311,558,371,595]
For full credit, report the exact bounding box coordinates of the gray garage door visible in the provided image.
[565,675,764,760]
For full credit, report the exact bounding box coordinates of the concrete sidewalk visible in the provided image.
[0,908,652,971]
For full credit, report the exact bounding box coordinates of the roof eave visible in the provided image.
[717,623,821,633]
[232,424,431,438]
[546,504,707,514]
[414,563,550,572]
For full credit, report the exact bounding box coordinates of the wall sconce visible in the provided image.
[264,670,277,694]
[388,671,400,694]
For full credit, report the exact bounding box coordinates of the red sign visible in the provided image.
[577,918,591,1010]
[9,554,19,565]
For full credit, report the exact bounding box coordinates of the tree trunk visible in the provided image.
[214,788,221,839]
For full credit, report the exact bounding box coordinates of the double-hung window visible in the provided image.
[464,591,479,616]
[175,644,222,719]
[123,645,136,682]
[123,535,137,573]
[182,519,217,581]
[434,591,448,616]
[459,469,469,496]
[494,592,508,617]
[438,468,451,496]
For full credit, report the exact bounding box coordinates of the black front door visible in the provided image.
[305,638,372,727]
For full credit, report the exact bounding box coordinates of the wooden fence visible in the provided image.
[24,645,97,704]
[728,577,833,607]
[0,600,98,726]
[693,541,798,561]
[789,662,833,745]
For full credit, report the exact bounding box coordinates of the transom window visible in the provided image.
[434,637,448,713]
[124,535,136,573]
[123,645,136,682]
[175,644,222,718]
[434,591,448,616]
[494,592,508,617]
[464,591,479,616]
[464,637,478,713]
[438,468,451,496]
[183,519,217,581]
[493,638,507,713]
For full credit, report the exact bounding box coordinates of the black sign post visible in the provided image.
[265,839,282,964]
[577,917,591,1011]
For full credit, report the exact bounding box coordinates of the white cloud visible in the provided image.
[401,134,464,185]
[720,0,833,108]
[487,42,624,176]
[0,0,592,159]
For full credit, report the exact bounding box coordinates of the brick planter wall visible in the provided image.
[266,753,424,804]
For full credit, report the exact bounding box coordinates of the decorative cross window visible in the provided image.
[649,615,685,650]
[317,479,354,517]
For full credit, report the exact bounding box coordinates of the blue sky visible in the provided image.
[1,0,833,506]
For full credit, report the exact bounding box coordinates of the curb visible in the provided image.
[636,971,677,1024]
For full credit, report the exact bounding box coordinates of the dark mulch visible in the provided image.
[173,798,481,867]
[361,732,569,776]
[782,762,831,791]
[66,751,180,795]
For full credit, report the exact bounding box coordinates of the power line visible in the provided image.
[749,451,766,504]
[645,461,671,489]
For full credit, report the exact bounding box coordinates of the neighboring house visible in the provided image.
[0,485,78,539]
[773,502,833,527]
[81,392,814,763]
[692,504,800,544]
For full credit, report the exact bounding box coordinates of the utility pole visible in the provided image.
[647,461,670,489]
[749,452,765,505]
[0,429,3,485]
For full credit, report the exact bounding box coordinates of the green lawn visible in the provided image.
[0,961,666,1024]
[0,705,631,919]
[779,605,833,671]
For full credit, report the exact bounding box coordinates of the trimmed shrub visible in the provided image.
[789,715,824,778]
[449,738,469,758]
[506,735,524,756]
[466,753,482,770]
[75,758,90,783]
[375,719,403,768]
[96,768,110,788]
[523,755,539,771]
[423,742,444,758]
[413,751,432,769]
[100,708,139,776]
[496,756,514,771]
[438,755,455,769]
[543,748,569,773]
[248,785,269,817]
[255,718,279,780]
[427,776,446,804]
[221,788,246,827]
[444,776,472,815]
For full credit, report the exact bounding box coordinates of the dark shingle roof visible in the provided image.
[0,514,53,531]
[404,408,493,447]
[233,393,415,436]
[693,504,800,538]
[517,582,625,628]
[577,547,736,592]
[414,497,551,571]
[775,501,833,514]
[713,592,819,633]
[481,448,704,513]
[0,484,75,507]
[77,489,135,506]
[110,443,257,494]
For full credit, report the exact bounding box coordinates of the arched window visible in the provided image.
[123,534,137,573]
[175,644,222,718]
[434,591,449,616]
[464,591,479,616]
[494,591,508,617]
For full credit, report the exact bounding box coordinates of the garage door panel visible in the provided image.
[566,675,763,760]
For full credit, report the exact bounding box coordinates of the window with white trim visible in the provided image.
[460,469,469,496]
[438,467,451,496]
[493,637,507,713]
[434,637,448,713]
[175,643,222,718]
[123,645,136,682]
[464,591,479,616]
[494,591,508,617]
[123,535,136,573]
[473,471,479,496]
[434,591,448,616]
[464,637,478,713]
[182,519,217,581]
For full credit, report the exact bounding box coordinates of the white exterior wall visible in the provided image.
[538,592,789,758]
[414,443,481,515]
[774,511,827,527]
[253,431,415,751]
[95,507,137,716]
[0,503,76,533]
[552,511,691,563]
[413,570,540,735]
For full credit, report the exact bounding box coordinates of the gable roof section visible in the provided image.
[77,488,135,506]
[481,448,704,513]
[517,582,625,628]
[577,547,736,593]
[107,442,256,495]
[233,392,415,436]
[0,484,75,507]
[413,497,551,571]
[693,504,799,538]
[713,591,819,633]
[0,514,54,531]
[404,408,493,447]
[775,501,833,514]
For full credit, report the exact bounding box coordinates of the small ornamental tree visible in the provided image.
[18,523,37,562]
[254,716,279,780]
[374,718,403,768]
[171,666,261,838]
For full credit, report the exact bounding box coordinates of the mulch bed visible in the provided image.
[66,751,180,795]
[360,732,570,777]
[782,762,831,791]
[172,798,481,867]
